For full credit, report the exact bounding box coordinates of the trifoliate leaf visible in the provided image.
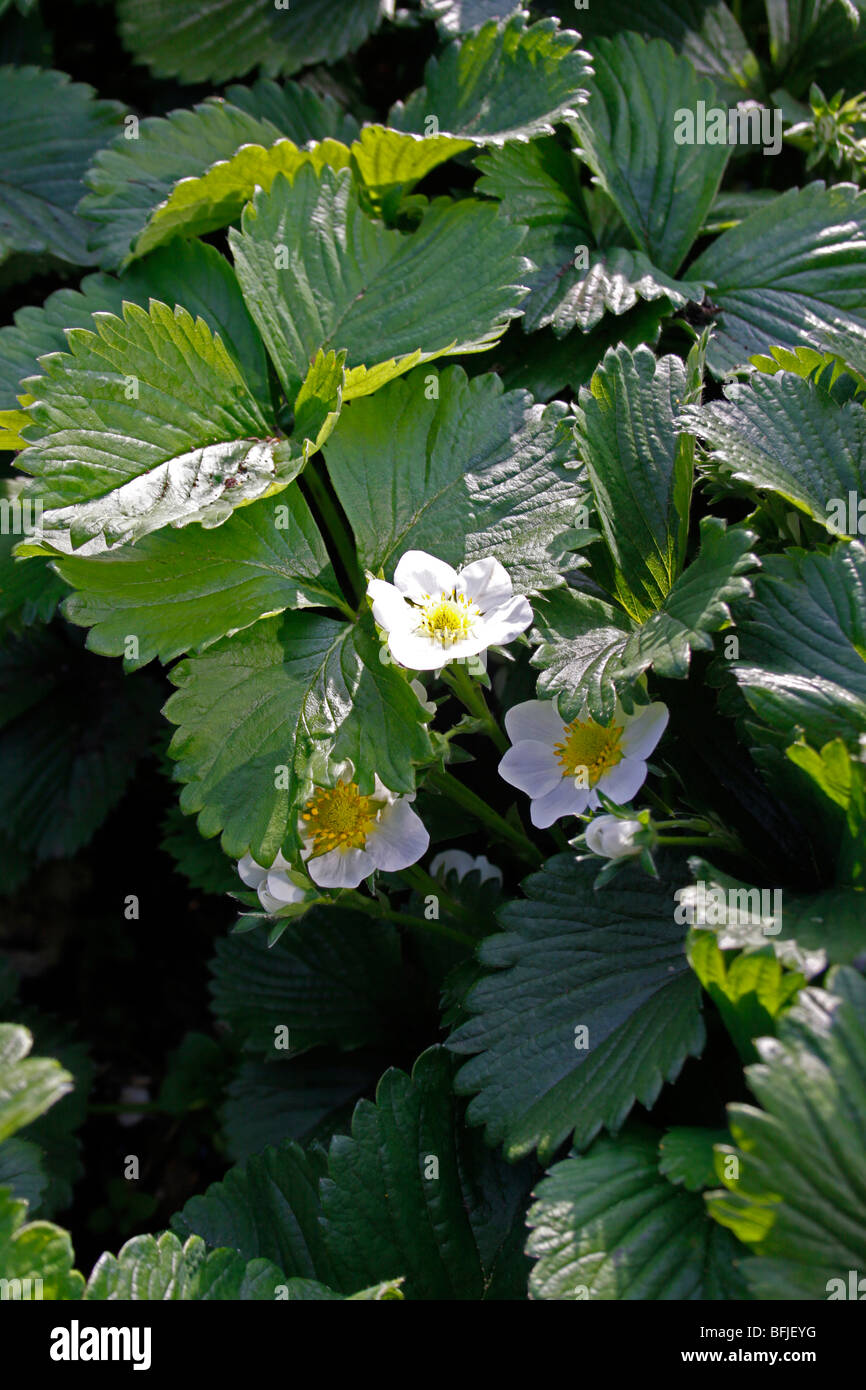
[55,487,346,668]
[526,1131,747,1299]
[448,856,705,1162]
[18,301,285,553]
[0,1139,47,1210]
[323,365,579,594]
[658,1126,730,1192]
[118,0,388,85]
[730,542,866,746]
[690,182,866,375]
[166,610,434,862]
[229,165,528,402]
[223,1054,384,1160]
[575,345,695,622]
[568,35,730,276]
[321,1047,533,1299]
[708,966,866,1299]
[686,370,866,536]
[84,1231,286,1300]
[0,1188,84,1299]
[0,66,123,267]
[0,1025,73,1144]
[210,912,407,1054]
[171,1141,336,1284]
[389,14,591,144]
[0,239,271,413]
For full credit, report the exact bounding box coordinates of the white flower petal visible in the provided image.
[430,848,477,880]
[387,624,485,670]
[498,739,562,796]
[264,871,306,904]
[473,854,503,885]
[367,578,412,634]
[367,798,429,872]
[620,702,669,761]
[585,815,643,859]
[530,778,590,827]
[238,853,267,889]
[393,550,460,602]
[306,847,375,889]
[456,556,513,610]
[597,758,648,805]
[503,699,563,747]
[478,595,533,648]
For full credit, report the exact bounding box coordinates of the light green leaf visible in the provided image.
[210,911,406,1054]
[575,345,695,622]
[708,966,866,1299]
[527,1131,747,1299]
[118,0,388,85]
[321,1047,532,1299]
[0,66,123,267]
[448,856,705,1162]
[18,301,287,553]
[686,370,866,535]
[171,1140,335,1283]
[323,365,579,594]
[658,1126,730,1192]
[0,1024,73,1144]
[569,35,730,276]
[0,1188,84,1299]
[56,486,346,669]
[688,931,805,1062]
[690,182,866,375]
[349,125,474,214]
[165,610,434,862]
[389,14,591,144]
[229,165,528,402]
[730,542,866,746]
[84,1231,286,1300]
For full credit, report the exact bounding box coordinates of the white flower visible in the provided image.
[585,815,644,860]
[237,850,310,915]
[367,550,532,670]
[410,678,437,717]
[299,768,429,890]
[498,698,669,828]
[430,849,503,885]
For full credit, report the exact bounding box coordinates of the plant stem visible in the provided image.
[303,461,364,607]
[427,766,543,866]
[399,863,477,925]
[341,890,476,949]
[442,664,509,754]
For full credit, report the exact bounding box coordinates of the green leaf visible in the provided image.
[690,182,866,375]
[118,0,387,84]
[161,805,242,896]
[321,1047,532,1299]
[323,365,579,594]
[0,484,68,639]
[526,1131,747,1299]
[0,66,123,267]
[686,370,866,536]
[708,966,866,1299]
[0,239,272,413]
[210,911,407,1054]
[421,0,525,36]
[730,542,866,747]
[223,1054,383,1160]
[0,1139,47,1209]
[55,486,346,669]
[349,126,474,215]
[229,165,528,403]
[171,1140,336,1284]
[81,85,359,269]
[765,0,863,82]
[157,1033,227,1117]
[19,300,290,553]
[84,1230,287,1300]
[0,1188,84,1299]
[575,345,695,622]
[0,1024,74,1144]
[14,1019,91,1218]
[389,14,591,144]
[448,855,705,1162]
[569,35,730,276]
[658,1126,730,1192]
[687,931,805,1062]
[530,587,630,724]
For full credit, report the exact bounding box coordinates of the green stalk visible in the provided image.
[427,766,543,866]
[303,461,365,608]
[442,664,509,754]
[399,863,477,926]
[341,890,476,949]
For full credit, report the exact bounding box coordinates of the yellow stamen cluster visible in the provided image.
[416,590,478,647]
[554,717,625,786]
[301,780,376,856]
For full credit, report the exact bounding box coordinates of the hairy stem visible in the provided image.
[442,664,509,754]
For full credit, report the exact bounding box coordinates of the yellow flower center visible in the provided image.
[417,590,478,647]
[554,717,625,786]
[301,780,376,856]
